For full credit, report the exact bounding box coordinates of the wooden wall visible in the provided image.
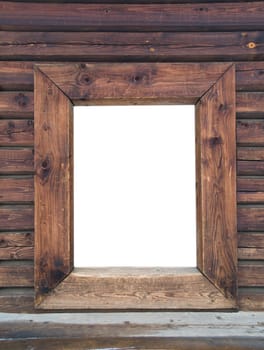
[0,1,264,312]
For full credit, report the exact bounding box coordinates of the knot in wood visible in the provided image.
[247,42,256,49]
[15,93,29,108]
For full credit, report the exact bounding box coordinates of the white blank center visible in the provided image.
[74,106,196,267]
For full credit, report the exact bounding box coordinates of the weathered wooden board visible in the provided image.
[0,263,33,287]
[0,92,33,117]
[238,264,264,286]
[0,120,34,146]
[1,2,264,31]
[0,148,34,174]
[0,205,34,230]
[0,177,34,202]
[0,31,263,61]
[238,233,264,247]
[238,207,264,231]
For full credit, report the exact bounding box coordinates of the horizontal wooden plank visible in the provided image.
[0,288,34,313]
[0,263,33,287]
[0,232,33,247]
[0,206,34,230]
[238,288,264,310]
[237,147,264,160]
[236,62,264,92]
[237,192,264,203]
[1,2,264,31]
[38,62,231,103]
[0,148,34,174]
[0,92,33,117]
[238,264,264,287]
[238,207,264,231]
[237,92,264,116]
[237,120,264,145]
[237,161,264,176]
[0,119,34,146]
[237,177,264,191]
[0,246,33,260]
[238,248,264,260]
[1,31,264,61]
[39,268,236,310]
[0,177,33,202]
[238,233,264,248]
[0,62,33,91]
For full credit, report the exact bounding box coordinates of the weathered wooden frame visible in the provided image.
[34,62,237,310]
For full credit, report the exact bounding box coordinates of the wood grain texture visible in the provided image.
[1,31,264,61]
[237,192,264,203]
[1,312,264,348]
[237,161,264,176]
[236,62,264,91]
[238,288,264,310]
[0,62,34,91]
[0,263,33,287]
[0,289,34,313]
[238,264,264,287]
[196,65,237,298]
[1,2,264,31]
[237,120,264,145]
[0,148,34,174]
[236,92,264,116]
[237,147,264,160]
[0,92,33,117]
[40,268,236,310]
[0,232,33,247]
[38,63,231,104]
[0,205,34,230]
[0,246,33,260]
[238,207,264,231]
[238,233,264,247]
[238,247,264,260]
[0,177,33,202]
[0,119,34,146]
[237,177,264,191]
[34,68,73,304]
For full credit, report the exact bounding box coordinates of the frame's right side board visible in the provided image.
[0,1,264,312]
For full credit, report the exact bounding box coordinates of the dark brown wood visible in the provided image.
[0,232,33,247]
[196,65,237,298]
[237,177,264,192]
[237,120,264,145]
[237,161,264,176]
[237,92,264,116]
[0,62,34,91]
[238,233,264,247]
[0,246,33,260]
[0,92,33,117]
[1,31,264,62]
[236,62,264,91]
[0,177,34,202]
[237,147,264,160]
[0,119,34,146]
[238,247,264,260]
[34,67,73,305]
[238,207,264,231]
[38,63,231,104]
[1,2,264,31]
[0,263,33,287]
[0,148,34,174]
[237,192,264,203]
[0,205,34,230]
[238,264,264,286]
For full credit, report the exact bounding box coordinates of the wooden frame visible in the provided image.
[34,62,237,310]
